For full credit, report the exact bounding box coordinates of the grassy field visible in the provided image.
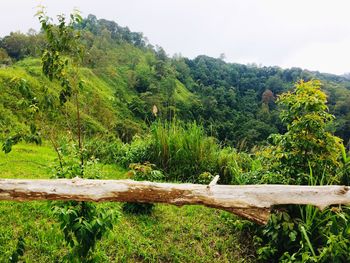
[0,143,244,262]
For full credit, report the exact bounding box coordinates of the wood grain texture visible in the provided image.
[1,178,349,224]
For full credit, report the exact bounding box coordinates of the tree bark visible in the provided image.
[1,178,349,224]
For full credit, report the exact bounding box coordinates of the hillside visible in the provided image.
[1,15,350,149]
[0,45,195,144]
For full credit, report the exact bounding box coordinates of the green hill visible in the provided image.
[1,14,350,148]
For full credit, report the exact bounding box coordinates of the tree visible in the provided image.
[271,80,343,183]
[265,75,284,94]
[241,81,350,262]
[36,8,116,261]
[0,48,12,65]
[0,32,29,60]
[219,53,226,60]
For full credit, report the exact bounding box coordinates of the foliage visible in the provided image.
[2,130,41,154]
[116,135,152,167]
[1,76,43,153]
[197,172,215,184]
[114,119,142,143]
[9,236,25,263]
[254,194,350,262]
[127,162,164,182]
[216,147,256,184]
[83,136,123,164]
[1,143,240,262]
[2,10,350,262]
[270,80,343,184]
[36,6,84,105]
[52,201,116,261]
[0,31,45,60]
[147,120,218,182]
[111,121,256,187]
[339,144,350,185]
[231,80,350,262]
[35,9,117,261]
[114,120,266,185]
[50,142,118,261]
[0,48,12,65]
[185,55,350,147]
[2,14,350,149]
[122,162,164,215]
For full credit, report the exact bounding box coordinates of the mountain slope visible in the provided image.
[1,15,350,148]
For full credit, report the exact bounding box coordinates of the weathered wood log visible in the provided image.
[0,178,349,224]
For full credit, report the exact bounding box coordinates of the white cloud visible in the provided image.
[282,38,350,75]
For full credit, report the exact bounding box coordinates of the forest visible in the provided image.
[1,10,350,262]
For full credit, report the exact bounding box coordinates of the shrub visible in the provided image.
[254,205,350,262]
[122,162,164,215]
[51,143,117,261]
[230,80,350,262]
[117,121,256,185]
[0,48,12,65]
[117,135,152,167]
[197,172,215,184]
[270,80,343,184]
[216,147,257,184]
[83,136,123,164]
[52,201,116,261]
[114,119,142,143]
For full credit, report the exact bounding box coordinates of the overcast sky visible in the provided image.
[1,0,350,75]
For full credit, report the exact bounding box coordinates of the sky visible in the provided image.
[1,0,350,75]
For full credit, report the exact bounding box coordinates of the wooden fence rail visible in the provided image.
[1,178,350,224]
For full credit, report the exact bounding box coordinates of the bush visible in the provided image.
[114,119,142,143]
[271,80,343,184]
[229,80,350,262]
[50,142,117,261]
[216,147,257,184]
[197,172,215,184]
[253,205,350,262]
[83,136,123,164]
[0,48,12,65]
[117,135,152,167]
[122,162,164,215]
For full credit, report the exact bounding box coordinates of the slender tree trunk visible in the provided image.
[75,91,84,175]
[49,135,63,169]
[72,68,84,176]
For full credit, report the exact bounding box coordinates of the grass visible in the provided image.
[149,121,219,183]
[0,57,134,138]
[0,143,244,262]
[0,142,125,179]
[0,143,55,179]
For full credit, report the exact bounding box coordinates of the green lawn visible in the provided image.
[0,143,244,262]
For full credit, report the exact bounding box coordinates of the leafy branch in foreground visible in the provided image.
[36,7,117,261]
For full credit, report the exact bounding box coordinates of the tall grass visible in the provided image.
[216,148,255,184]
[149,121,219,182]
[108,120,255,185]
